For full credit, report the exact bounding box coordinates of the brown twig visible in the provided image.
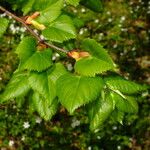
[0,6,68,54]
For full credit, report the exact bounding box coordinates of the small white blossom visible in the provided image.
[40,35,45,40]
[118,24,122,27]
[52,56,56,60]
[88,146,92,150]
[97,136,101,139]
[8,16,12,19]
[113,44,118,49]
[147,11,150,14]
[81,8,86,13]
[121,28,128,32]
[9,140,14,147]
[132,47,136,51]
[112,126,117,130]
[21,136,25,141]
[73,9,77,13]
[71,118,80,128]
[94,19,99,23]
[129,2,133,5]
[106,11,111,15]
[20,27,26,32]
[0,13,6,17]
[130,10,133,14]
[108,18,112,22]
[120,16,126,22]
[99,33,104,36]
[79,29,84,35]
[117,146,121,150]
[67,63,73,71]
[55,53,60,57]
[0,77,2,81]
[23,122,30,129]
[35,117,42,124]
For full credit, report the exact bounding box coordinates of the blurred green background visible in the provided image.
[0,0,149,149]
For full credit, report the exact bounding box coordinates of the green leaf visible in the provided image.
[89,95,113,131]
[32,92,58,120]
[1,72,30,102]
[105,75,148,94]
[81,38,114,66]
[22,0,35,15]
[110,92,138,113]
[66,0,80,6]
[16,37,52,71]
[42,15,76,43]
[23,48,53,72]
[111,109,124,124]
[28,71,56,105]
[48,63,67,83]
[37,0,63,25]
[15,36,36,62]
[0,18,9,37]
[80,0,103,12]
[56,73,104,114]
[33,0,58,11]
[75,56,114,77]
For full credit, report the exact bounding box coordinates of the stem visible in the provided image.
[0,6,68,54]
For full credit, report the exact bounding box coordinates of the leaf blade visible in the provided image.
[1,72,30,102]
[32,92,58,120]
[56,73,104,113]
[42,15,76,43]
[81,38,114,66]
[0,18,9,37]
[75,56,114,77]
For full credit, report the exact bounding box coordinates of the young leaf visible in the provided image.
[66,0,80,6]
[105,75,148,94]
[75,56,114,77]
[15,36,36,62]
[42,15,76,43]
[28,71,56,105]
[110,92,138,113]
[48,63,67,83]
[22,48,53,72]
[56,73,104,114]
[1,72,30,102]
[0,18,9,37]
[36,0,63,25]
[89,95,114,131]
[81,38,114,66]
[32,92,58,121]
[111,109,124,124]
[22,0,35,15]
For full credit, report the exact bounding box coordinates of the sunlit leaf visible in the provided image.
[28,71,56,105]
[1,72,30,102]
[66,0,80,6]
[42,15,76,43]
[37,0,63,25]
[0,18,9,37]
[32,92,58,120]
[105,75,148,94]
[56,73,104,114]
[75,56,114,77]
[89,95,113,131]
[81,38,114,66]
